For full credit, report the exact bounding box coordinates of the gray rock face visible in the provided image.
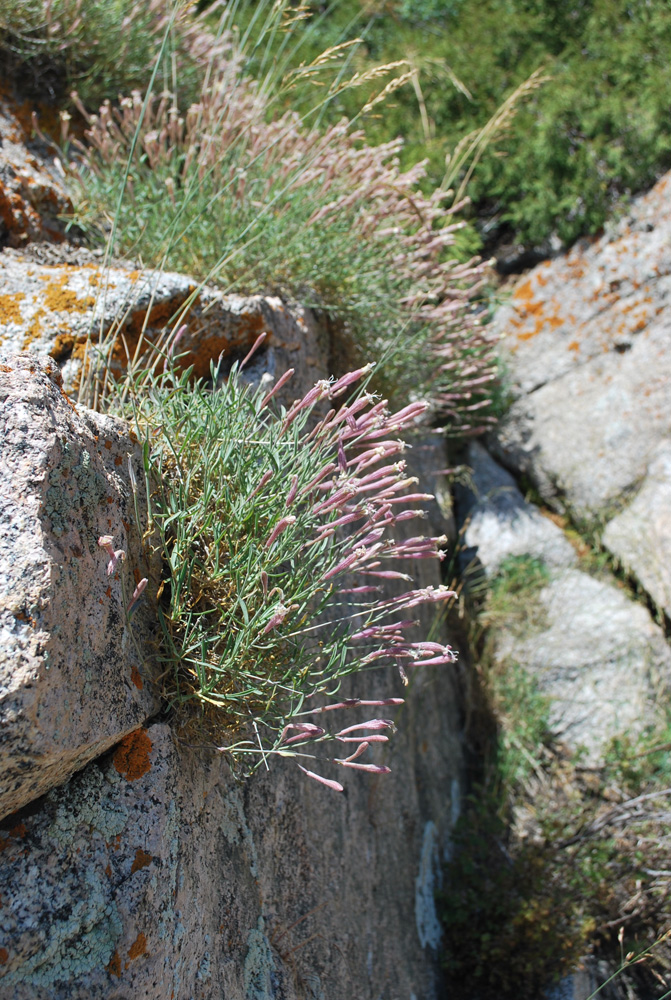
[493,321,671,522]
[0,253,326,399]
[0,355,160,820]
[494,568,671,761]
[491,171,671,525]
[0,700,463,999]
[602,442,671,618]
[456,441,576,577]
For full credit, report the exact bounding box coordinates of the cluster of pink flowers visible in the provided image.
[278,698,407,793]
[252,360,458,689]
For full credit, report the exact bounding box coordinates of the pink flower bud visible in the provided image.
[261,368,295,408]
[342,741,370,761]
[337,735,389,743]
[297,764,343,792]
[280,723,325,745]
[247,470,273,502]
[285,475,299,507]
[240,331,267,369]
[335,719,395,737]
[264,515,297,550]
[127,578,148,614]
[335,761,391,773]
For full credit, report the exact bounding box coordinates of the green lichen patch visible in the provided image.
[44,440,108,544]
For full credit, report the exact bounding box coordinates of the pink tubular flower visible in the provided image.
[320,550,360,582]
[280,723,325,744]
[264,515,297,549]
[163,323,188,371]
[98,535,125,576]
[386,400,430,427]
[389,586,457,610]
[263,603,294,633]
[261,368,295,408]
[337,586,381,595]
[240,331,267,369]
[299,462,336,497]
[127,578,148,614]
[386,493,434,504]
[350,621,417,641]
[337,734,389,743]
[309,698,404,713]
[285,475,299,507]
[337,436,347,472]
[364,570,412,581]
[329,364,375,398]
[98,535,115,555]
[247,470,273,502]
[335,719,395,736]
[282,379,331,430]
[335,761,391,773]
[297,764,343,793]
[107,549,126,576]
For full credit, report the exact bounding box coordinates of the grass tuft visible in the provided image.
[65,0,497,434]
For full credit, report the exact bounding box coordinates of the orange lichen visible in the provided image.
[513,278,537,305]
[113,729,153,781]
[0,292,24,324]
[178,312,269,380]
[567,341,580,352]
[105,863,112,877]
[43,274,95,314]
[127,932,148,961]
[114,454,123,466]
[0,365,12,372]
[0,820,27,853]
[49,332,76,361]
[130,664,143,690]
[131,848,153,874]
[107,950,121,977]
[0,947,8,965]
[22,307,46,349]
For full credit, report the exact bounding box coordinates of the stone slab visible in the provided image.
[456,441,576,577]
[0,92,72,247]
[602,442,671,618]
[0,355,161,820]
[493,569,671,762]
[0,254,327,399]
[491,171,671,525]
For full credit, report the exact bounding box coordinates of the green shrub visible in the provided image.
[0,0,209,107]
[281,0,671,251]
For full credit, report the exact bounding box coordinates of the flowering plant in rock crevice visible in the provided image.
[115,342,457,787]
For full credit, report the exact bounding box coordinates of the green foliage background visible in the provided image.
[276,0,671,252]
